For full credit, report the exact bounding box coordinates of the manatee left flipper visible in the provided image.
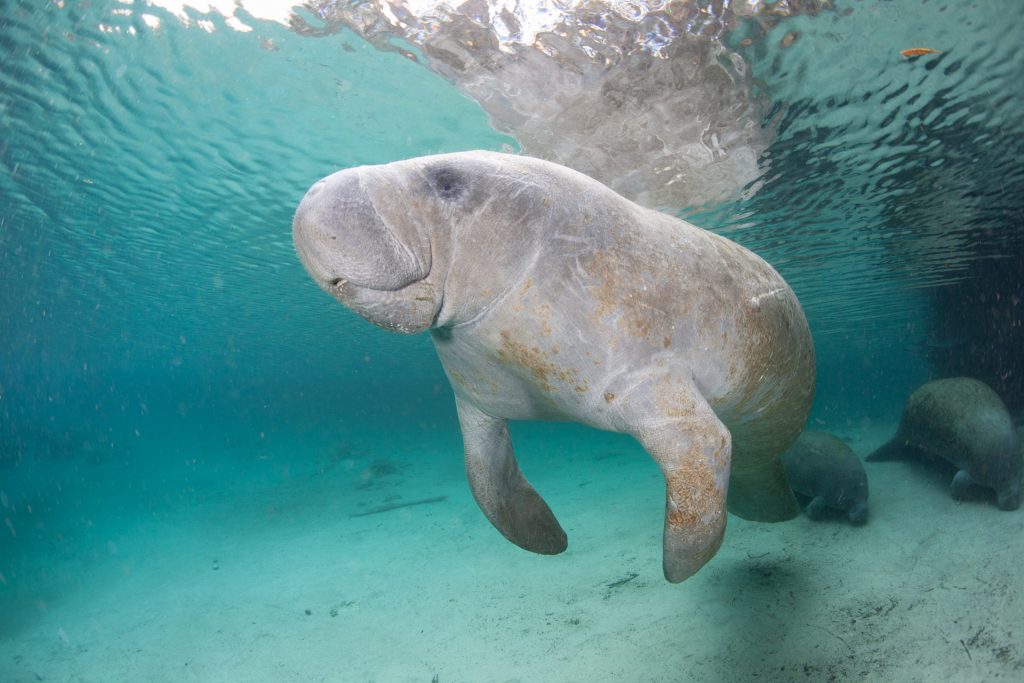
[628,378,730,583]
[456,397,567,555]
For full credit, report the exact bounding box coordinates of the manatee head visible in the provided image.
[293,158,480,333]
[294,151,569,333]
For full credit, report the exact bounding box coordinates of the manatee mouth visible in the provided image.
[293,168,428,293]
[327,270,432,295]
[328,267,441,311]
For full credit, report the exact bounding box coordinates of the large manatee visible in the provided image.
[293,151,815,582]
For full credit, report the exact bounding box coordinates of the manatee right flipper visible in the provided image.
[456,397,567,555]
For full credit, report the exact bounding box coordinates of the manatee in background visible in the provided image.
[782,431,868,524]
[867,377,1022,510]
[293,151,816,582]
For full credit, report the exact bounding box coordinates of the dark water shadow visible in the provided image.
[697,553,851,677]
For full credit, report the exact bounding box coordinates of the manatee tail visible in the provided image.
[726,454,799,522]
[865,438,909,462]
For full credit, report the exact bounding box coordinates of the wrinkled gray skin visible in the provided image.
[782,431,868,525]
[293,151,816,582]
[867,377,1022,510]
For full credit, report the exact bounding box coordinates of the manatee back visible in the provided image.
[898,378,1020,478]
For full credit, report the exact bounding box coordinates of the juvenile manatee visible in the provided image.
[293,151,816,582]
[867,377,1022,510]
[782,431,868,524]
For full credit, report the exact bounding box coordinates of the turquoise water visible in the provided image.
[2,0,1023,680]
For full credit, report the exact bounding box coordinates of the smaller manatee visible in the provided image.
[867,377,1022,510]
[782,431,869,524]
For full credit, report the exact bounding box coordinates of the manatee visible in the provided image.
[867,377,1022,510]
[293,151,816,582]
[782,431,868,524]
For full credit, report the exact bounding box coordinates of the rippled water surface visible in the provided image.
[3,1,1021,417]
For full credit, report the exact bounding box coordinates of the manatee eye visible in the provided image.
[429,166,465,201]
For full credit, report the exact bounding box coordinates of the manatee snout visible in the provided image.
[846,499,869,525]
[293,166,443,334]
[996,478,1021,511]
[293,169,427,292]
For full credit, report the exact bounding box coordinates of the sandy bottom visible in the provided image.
[2,417,1022,682]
